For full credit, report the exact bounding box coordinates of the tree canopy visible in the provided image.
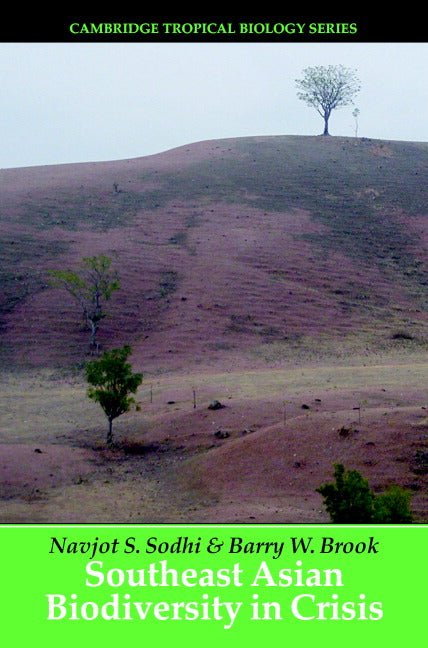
[48,254,120,353]
[295,65,361,135]
[86,344,143,447]
[316,463,374,523]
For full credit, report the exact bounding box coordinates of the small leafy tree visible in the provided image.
[295,65,361,135]
[86,345,143,447]
[317,463,414,523]
[316,463,374,523]
[352,107,360,137]
[48,254,120,353]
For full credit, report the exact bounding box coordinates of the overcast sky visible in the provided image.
[1,41,427,169]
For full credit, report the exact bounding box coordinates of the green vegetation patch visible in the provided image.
[19,186,165,231]
[158,270,179,298]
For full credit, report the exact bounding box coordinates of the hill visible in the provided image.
[1,134,427,371]
[0,134,427,523]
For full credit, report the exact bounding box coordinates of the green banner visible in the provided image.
[1,524,425,646]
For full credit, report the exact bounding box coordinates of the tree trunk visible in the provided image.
[89,318,99,354]
[323,115,330,135]
[107,418,114,447]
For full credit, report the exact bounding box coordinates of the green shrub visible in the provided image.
[317,463,414,523]
[316,463,374,523]
[373,484,414,523]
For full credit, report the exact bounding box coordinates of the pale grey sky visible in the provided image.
[1,41,427,169]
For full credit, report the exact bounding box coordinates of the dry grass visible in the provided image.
[1,353,427,523]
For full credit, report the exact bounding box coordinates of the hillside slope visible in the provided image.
[1,135,427,372]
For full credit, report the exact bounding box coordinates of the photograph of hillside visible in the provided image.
[0,43,427,523]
